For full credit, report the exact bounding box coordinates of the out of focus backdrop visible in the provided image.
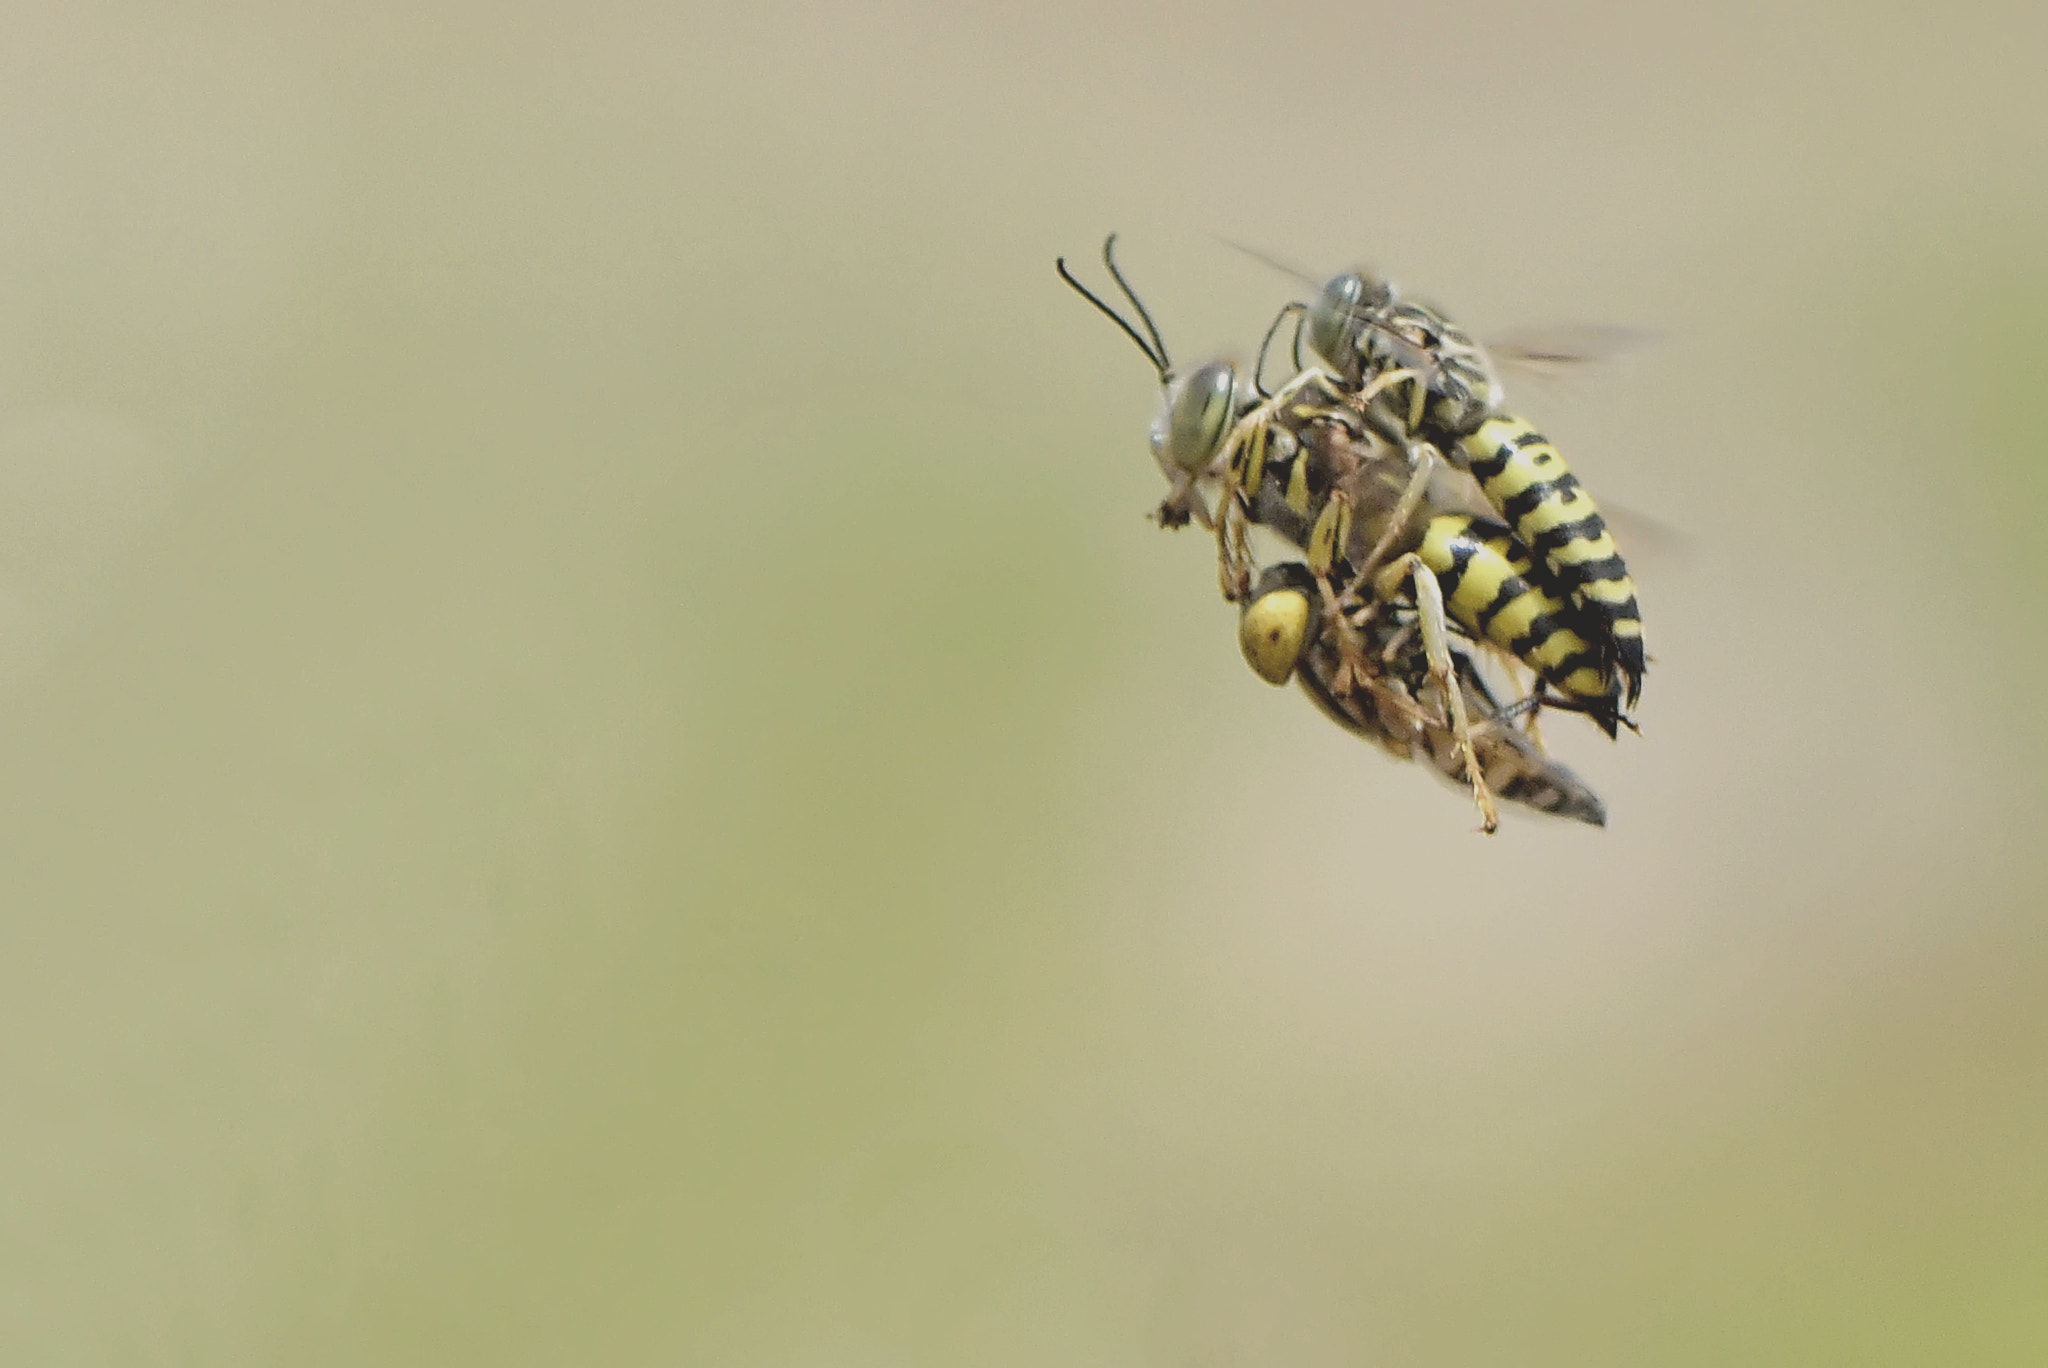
[1,3,2044,1363]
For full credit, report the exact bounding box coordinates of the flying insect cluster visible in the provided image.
[1057,236,1647,831]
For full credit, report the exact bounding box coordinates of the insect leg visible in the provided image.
[1153,470,1215,530]
[1375,552,1499,834]
[1217,366,1342,468]
[1304,490,1382,695]
[1341,365,1427,448]
[1213,367,1342,601]
[1214,485,1254,602]
[1351,441,1442,589]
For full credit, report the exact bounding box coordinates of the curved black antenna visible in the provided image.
[1057,252,1168,382]
[1252,301,1306,399]
[1098,235,1172,377]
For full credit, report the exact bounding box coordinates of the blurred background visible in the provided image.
[0,1,2044,1362]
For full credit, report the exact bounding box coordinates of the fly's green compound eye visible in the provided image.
[1306,272,1391,369]
[1238,570,1318,686]
[1150,360,1237,477]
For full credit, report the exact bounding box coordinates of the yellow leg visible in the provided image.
[1350,442,1443,591]
[1374,553,1499,834]
[1215,487,1254,603]
[1302,490,1388,697]
[1211,366,1347,602]
[1352,365,1424,410]
[1340,365,1426,448]
[1318,599,1439,737]
[1220,365,1344,452]
[1213,369,1322,488]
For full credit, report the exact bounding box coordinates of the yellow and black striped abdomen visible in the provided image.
[1458,416,1647,704]
[1417,513,1620,731]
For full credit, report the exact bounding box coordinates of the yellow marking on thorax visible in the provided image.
[1233,425,1270,498]
[1283,448,1313,514]
[1307,498,1352,578]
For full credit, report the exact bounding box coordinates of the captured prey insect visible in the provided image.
[1216,374,1627,734]
[1238,562,1606,828]
[1248,263,1649,707]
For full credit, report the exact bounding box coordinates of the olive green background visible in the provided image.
[1,3,2045,1363]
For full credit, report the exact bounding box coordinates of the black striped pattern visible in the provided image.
[1419,514,1621,733]
[1458,417,1647,705]
[1367,302,1495,433]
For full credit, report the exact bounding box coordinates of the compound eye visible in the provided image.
[1306,273,1367,365]
[1238,567,1319,685]
[1152,360,1238,476]
[1306,271,1397,371]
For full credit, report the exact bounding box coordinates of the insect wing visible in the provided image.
[1482,323,1657,382]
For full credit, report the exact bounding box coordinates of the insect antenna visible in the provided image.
[1097,234,1172,377]
[1252,301,1306,399]
[1057,245,1169,384]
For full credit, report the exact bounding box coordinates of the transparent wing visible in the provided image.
[1599,501,1695,570]
[1482,324,1658,382]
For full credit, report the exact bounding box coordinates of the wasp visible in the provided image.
[1057,236,1624,728]
[1239,562,1606,828]
[1244,265,1649,708]
[1057,237,1603,829]
[1217,372,1626,734]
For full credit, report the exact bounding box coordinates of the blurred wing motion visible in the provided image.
[1482,323,1658,378]
[1598,501,1695,572]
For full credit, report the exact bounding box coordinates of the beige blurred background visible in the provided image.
[0,1,2044,1363]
